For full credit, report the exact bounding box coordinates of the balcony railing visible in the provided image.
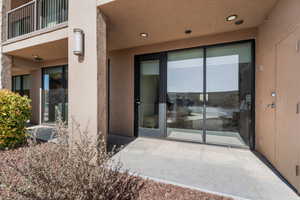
[7,0,68,40]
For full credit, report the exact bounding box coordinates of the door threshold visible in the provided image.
[138,135,251,150]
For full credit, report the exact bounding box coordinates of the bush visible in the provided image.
[0,120,144,200]
[0,90,31,150]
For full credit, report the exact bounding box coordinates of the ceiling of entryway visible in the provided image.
[99,0,278,50]
[8,39,68,62]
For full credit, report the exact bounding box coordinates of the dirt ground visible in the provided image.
[0,144,232,200]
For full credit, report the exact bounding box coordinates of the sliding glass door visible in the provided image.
[205,43,253,146]
[42,65,68,124]
[135,41,254,148]
[166,49,204,142]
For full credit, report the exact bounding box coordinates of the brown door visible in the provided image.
[276,27,300,192]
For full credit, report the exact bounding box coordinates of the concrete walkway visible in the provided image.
[111,137,299,200]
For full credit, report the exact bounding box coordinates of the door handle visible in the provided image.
[297,103,300,114]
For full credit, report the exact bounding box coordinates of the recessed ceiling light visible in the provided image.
[33,55,43,62]
[140,33,149,38]
[226,14,238,21]
[235,19,244,25]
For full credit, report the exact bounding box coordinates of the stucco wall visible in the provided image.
[256,0,300,165]
[68,0,108,145]
[109,28,257,137]
[256,0,300,191]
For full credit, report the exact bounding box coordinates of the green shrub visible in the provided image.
[0,90,31,150]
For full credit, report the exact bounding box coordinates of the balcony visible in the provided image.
[6,0,68,41]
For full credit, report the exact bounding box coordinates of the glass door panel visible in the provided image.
[12,76,22,94]
[138,59,165,137]
[12,75,31,97]
[166,49,204,142]
[205,43,252,147]
[23,75,31,97]
[42,66,68,124]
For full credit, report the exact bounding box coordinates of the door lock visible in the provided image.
[267,103,276,109]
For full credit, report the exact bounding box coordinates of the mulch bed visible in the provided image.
[0,144,232,200]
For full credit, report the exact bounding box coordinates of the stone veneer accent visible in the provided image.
[0,54,12,89]
[0,0,12,90]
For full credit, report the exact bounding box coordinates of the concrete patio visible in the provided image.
[110,136,300,200]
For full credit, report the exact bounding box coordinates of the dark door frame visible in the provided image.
[134,39,256,150]
[134,53,167,137]
[41,65,68,124]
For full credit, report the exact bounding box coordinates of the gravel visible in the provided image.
[0,144,232,200]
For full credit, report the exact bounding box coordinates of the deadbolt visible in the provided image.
[267,103,276,109]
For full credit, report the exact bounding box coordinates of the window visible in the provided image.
[42,65,68,123]
[11,16,31,38]
[12,75,31,97]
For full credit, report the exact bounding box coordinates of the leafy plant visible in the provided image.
[0,90,31,150]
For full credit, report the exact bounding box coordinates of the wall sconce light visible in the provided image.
[73,28,84,56]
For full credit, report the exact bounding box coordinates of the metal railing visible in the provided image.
[7,0,68,40]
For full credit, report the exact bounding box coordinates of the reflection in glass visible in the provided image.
[206,43,252,146]
[12,75,31,97]
[42,66,68,123]
[167,49,204,142]
[12,76,21,94]
[39,0,69,29]
[139,60,160,129]
[22,75,31,97]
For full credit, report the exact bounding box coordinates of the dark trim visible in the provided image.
[203,48,207,143]
[250,40,256,150]
[134,53,166,137]
[134,39,256,149]
[62,66,67,123]
[136,39,255,58]
[254,150,300,195]
[108,59,111,135]
[134,55,139,137]
[142,135,250,150]
[160,52,168,103]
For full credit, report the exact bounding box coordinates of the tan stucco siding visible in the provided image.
[256,0,300,191]
[256,0,300,165]
[109,28,257,137]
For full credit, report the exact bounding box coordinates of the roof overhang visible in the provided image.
[98,0,277,51]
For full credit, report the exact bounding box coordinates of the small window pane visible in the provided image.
[13,76,21,91]
[23,75,31,90]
